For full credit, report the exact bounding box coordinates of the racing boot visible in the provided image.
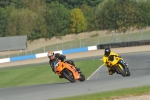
[76,67,82,74]
[111,67,116,74]
[108,70,114,75]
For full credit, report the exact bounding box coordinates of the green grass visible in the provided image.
[0,59,103,88]
[52,85,150,100]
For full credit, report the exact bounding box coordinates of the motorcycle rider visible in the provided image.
[47,51,81,78]
[102,48,128,75]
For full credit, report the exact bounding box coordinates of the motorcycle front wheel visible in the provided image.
[61,69,75,83]
[126,68,131,76]
[116,65,126,77]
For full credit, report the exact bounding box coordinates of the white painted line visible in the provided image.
[87,64,104,80]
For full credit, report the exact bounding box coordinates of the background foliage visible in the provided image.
[0,0,149,40]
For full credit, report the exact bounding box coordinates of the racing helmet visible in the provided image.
[104,48,111,56]
[47,51,54,58]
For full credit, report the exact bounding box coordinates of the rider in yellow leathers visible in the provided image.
[102,48,128,75]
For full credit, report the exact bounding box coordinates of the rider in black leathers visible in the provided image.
[47,51,81,78]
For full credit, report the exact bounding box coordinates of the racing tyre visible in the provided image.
[61,69,75,83]
[116,66,126,77]
[79,74,85,82]
[126,68,131,76]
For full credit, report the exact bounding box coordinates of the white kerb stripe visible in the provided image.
[88,46,97,51]
[36,53,47,58]
[54,50,62,54]
[36,50,63,58]
[0,58,10,63]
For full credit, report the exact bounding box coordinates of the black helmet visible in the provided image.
[104,48,111,56]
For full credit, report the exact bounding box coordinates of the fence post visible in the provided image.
[62,42,63,50]
[26,50,27,55]
[140,28,143,41]
[8,46,10,58]
[43,47,45,53]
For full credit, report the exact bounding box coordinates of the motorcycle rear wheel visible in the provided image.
[79,74,85,82]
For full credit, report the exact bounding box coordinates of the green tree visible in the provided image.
[6,8,36,36]
[3,6,47,40]
[85,0,104,7]
[96,0,143,32]
[96,0,116,30]
[70,8,87,33]
[45,1,70,38]
[28,15,47,41]
[137,0,150,27]
[22,0,46,12]
[46,0,104,9]
[81,4,97,31]
[0,7,9,36]
[0,0,11,8]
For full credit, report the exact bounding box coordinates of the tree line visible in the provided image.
[0,0,149,40]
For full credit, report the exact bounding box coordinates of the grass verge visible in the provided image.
[0,59,103,88]
[52,85,150,100]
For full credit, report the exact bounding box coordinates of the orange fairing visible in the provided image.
[54,60,80,80]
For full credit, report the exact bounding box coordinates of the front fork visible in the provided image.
[118,60,128,72]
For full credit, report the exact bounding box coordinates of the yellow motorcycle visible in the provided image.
[106,55,130,77]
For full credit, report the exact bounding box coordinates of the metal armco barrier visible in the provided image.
[97,40,150,49]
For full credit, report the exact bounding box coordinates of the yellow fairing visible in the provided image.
[106,55,123,72]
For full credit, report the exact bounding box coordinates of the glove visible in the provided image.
[116,55,121,58]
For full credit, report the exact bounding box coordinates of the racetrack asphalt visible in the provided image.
[0,51,150,100]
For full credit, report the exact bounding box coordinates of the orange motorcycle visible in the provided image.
[53,59,85,83]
